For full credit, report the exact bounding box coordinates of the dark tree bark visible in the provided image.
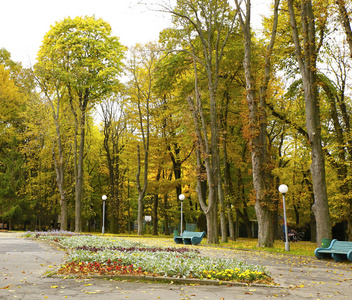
[336,0,352,58]
[287,0,332,245]
[235,0,280,247]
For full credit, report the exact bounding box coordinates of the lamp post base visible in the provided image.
[285,242,290,251]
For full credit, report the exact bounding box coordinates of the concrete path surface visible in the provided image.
[0,232,351,299]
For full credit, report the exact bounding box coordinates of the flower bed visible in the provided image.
[25,231,272,284]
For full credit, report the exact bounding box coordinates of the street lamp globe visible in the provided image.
[179,194,185,201]
[102,195,107,201]
[278,184,288,194]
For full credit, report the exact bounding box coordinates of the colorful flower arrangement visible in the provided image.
[26,231,272,284]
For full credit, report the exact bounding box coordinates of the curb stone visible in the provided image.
[49,273,281,288]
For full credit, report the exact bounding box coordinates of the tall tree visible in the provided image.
[0,65,27,229]
[235,0,281,247]
[36,16,124,231]
[336,0,352,58]
[34,62,72,231]
[287,0,332,244]
[162,0,238,243]
[100,97,127,233]
[126,43,159,235]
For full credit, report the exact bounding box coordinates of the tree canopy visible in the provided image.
[1,1,352,244]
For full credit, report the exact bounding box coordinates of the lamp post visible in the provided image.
[102,195,107,235]
[179,194,185,235]
[278,184,289,251]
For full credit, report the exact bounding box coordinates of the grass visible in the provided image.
[98,233,318,257]
[210,238,318,256]
[20,229,317,257]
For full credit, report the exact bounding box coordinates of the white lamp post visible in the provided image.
[102,195,107,235]
[179,194,185,235]
[278,184,289,251]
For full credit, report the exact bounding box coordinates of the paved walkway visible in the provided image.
[0,232,351,299]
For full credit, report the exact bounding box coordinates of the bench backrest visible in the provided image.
[182,230,205,238]
[331,240,352,251]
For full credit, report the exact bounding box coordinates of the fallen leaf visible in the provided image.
[0,285,11,289]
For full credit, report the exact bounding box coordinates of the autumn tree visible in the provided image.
[0,65,27,229]
[234,0,281,247]
[0,49,45,230]
[34,57,73,230]
[36,16,124,232]
[287,0,332,245]
[317,31,352,239]
[336,0,352,58]
[159,0,239,243]
[100,97,127,233]
[126,43,161,235]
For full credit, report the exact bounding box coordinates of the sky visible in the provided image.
[0,0,270,68]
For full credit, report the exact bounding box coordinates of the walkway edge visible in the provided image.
[48,273,281,288]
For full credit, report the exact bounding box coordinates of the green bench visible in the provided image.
[314,239,352,262]
[174,230,206,245]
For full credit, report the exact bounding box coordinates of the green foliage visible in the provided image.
[0,65,28,221]
[2,1,352,241]
[36,16,124,101]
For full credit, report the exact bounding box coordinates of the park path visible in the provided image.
[1,232,352,299]
[124,236,352,299]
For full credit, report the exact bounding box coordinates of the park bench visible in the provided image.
[174,230,206,245]
[314,239,352,262]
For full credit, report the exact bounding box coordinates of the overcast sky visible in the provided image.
[0,0,270,68]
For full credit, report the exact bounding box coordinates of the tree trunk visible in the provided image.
[58,178,67,231]
[336,0,352,59]
[75,115,85,232]
[332,0,352,241]
[52,132,67,231]
[136,145,147,235]
[168,0,237,244]
[288,0,332,245]
[190,100,219,244]
[153,194,159,235]
[235,0,280,247]
[204,197,218,244]
[152,168,162,236]
[227,203,235,240]
[218,175,228,243]
[131,45,152,236]
[221,90,236,241]
[101,101,125,234]
[38,79,69,231]
[163,194,169,235]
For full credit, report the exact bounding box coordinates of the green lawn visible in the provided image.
[100,234,318,257]
[210,238,318,256]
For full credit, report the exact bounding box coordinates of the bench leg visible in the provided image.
[174,237,184,244]
[332,253,346,262]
